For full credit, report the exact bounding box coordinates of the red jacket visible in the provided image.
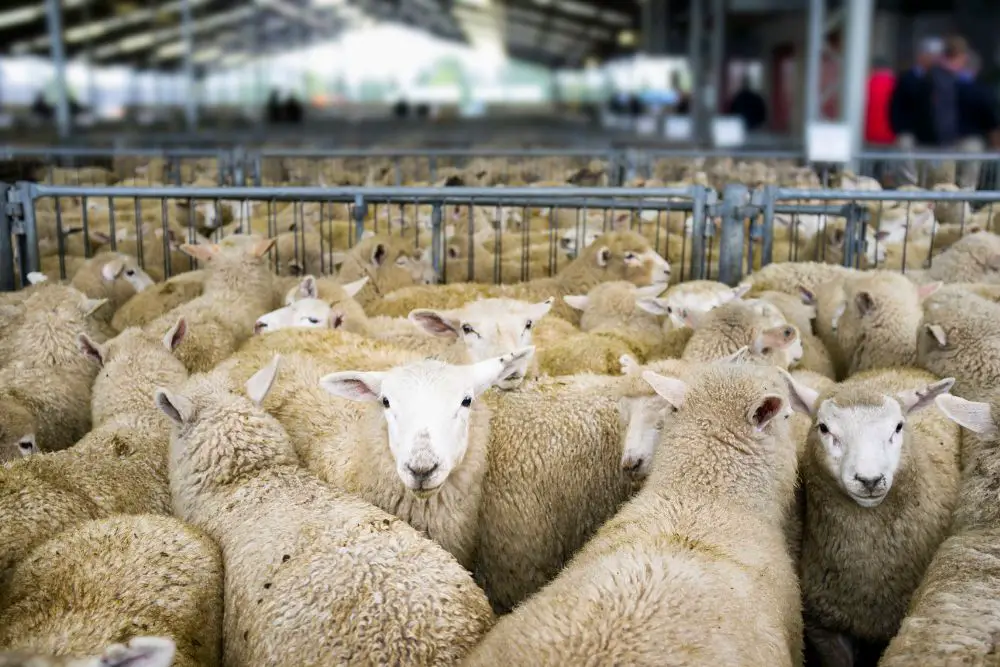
[865,69,897,144]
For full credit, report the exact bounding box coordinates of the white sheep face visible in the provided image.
[814,398,905,507]
[409,298,551,389]
[101,256,155,293]
[0,398,39,463]
[618,394,670,480]
[254,298,342,334]
[559,226,603,258]
[320,350,532,496]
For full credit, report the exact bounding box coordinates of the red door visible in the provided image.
[771,43,794,133]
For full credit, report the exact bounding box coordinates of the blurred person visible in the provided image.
[30,92,53,121]
[393,99,410,119]
[889,37,944,183]
[952,47,1000,188]
[415,103,430,118]
[283,93,303,125]
[727,75,767,131]
[266,90,283,124]
[864,57,896,145]
[671,71,691,115]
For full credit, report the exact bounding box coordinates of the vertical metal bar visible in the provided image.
[689,185,708,280]
[181,0,198,131]
[842,0,874,171]
[709,0,725,121]
[688,0,703,144]
[761,185,775,267]
[16,183,40,281]
[353,194,366,244]
[45,0,71,139]
[717,184,748,286]
[804,0,825,137]
[0,184,13,292]
[431,203,443,276]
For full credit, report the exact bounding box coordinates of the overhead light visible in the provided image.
[618,30,635,47]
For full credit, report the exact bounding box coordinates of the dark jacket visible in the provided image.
[889,67,935,143]
[957,75,1000,139]
[728,88,767,130]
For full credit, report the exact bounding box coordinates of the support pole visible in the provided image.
[45,0,71,139]
[709,0,725,120]
[688,0,703,143]
[842,0,874,169]
[181,0,198,131]
[804,0,824,138]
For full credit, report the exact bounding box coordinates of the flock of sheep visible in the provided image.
[1,151,1000,666]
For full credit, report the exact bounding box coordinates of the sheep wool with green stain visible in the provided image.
[463,360,807,667]
[796,367,961,664]
[0,319,188,579]
[880,391,1000,664]
[0,514,223,667]
[159,361,494,667]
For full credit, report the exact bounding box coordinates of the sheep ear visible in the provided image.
[408,309,461,338]
[328,309,345,329]
[527,297,555,321]
[371,243,388,267]
[474,346,535,395]
[728,283,752,302]
[77,333,105,366]
[563,295,588,311]
[319,371,385,402]
[89,230,112,246]
[924,323,948,347]
[595,246,611,267]
[251,238,277,258]
[154,388,193,425]
[101,258,125,281]
[81,297,109,318]
[99,636,176,667]
[719,346,753,364]
[636,297,671,316]
[917,281,942,300]
[749,395,786,431]
[298,275,318,299]
[341,276,368,298]
[855,291,875,316]
[897,378,955,415]
[778,369,819,416]
[641,371,687,409]
[163,317,187,352]
[246,354,281,405]
[798,285,816,305]
[179,243,217,262]
[935,395,998,436]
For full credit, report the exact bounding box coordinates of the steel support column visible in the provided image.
[688,0,704,142]
[709,0,725,117]
[803,0,824,136]
[45,0,71,139]
[181,0,198,130]
[842,0,874,168]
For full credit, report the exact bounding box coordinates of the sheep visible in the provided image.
[68,251,156,317]
[745,261,857,297]
[681,298,803,369]
[638,280,746,329]
[111,270,206,332]
[276,273,368,306]
[0,514,222,667]
[0,318,187,578]
[0,636,177,667]
[408,298,553,388]
[877,392,1000,664]
[754,290,836,379]
[142,237,277,373]
[917,231,1000,284]
[0,287,110,454]
[367,231,672,325]
[253,275,370,336]
[917,288,1000,399]
[463,360,808,666]
[795,367,960,665]
[333,234,437,307]
[834,272,941,376]
[157,358,494,666]
[474,372,639,612]
[538,282,688,375]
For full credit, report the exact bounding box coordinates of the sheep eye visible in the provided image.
[525,320,533,330]
[381,397,390,409]
[125,269,135,277]
[665,306,673,314]
[306,317,320,324]
[17,440,32,451]
[895,421,903,434]
[625,252,637,260]
[761,347,772,355]
[461,396,472,408]
[461,324,474,335]
[818,423,829,434]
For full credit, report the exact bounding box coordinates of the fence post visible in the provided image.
[11,182,39,286]
[231,147,246,186]
[431,203,443,276]
[0,183,14,291]
[760,185,776,267]
[840,202,868,269]
[717,183,750,286]
[353,194,367,245]
[689,184,709,280]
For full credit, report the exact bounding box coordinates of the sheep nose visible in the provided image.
[623,457,644,475]
[854,474,885,493]
[406,462,439,485]
[253,321,267,334]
